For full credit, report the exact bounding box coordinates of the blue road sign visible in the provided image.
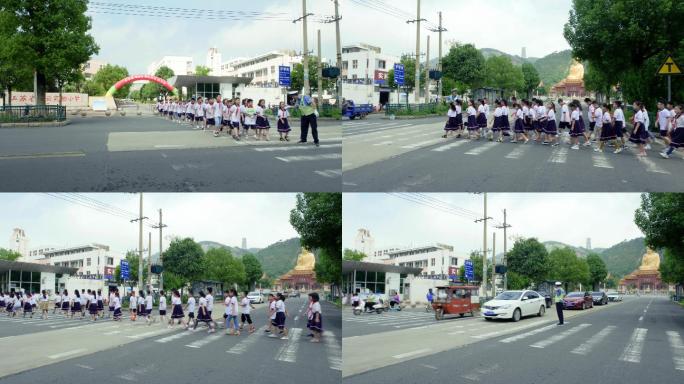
[394,63,405,86]
[464,259,474,281]
[279,66,291,87]
[120,260,130,281]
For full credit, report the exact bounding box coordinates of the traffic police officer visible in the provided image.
[554,282,566,326]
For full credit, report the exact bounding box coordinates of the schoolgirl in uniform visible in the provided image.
[629,101,648,156]
[144,290,154,325]
[239,291,255,333]
[185,99,196,126]
[275,293,288,339]
[95,289,104,319]
[184,289,196,330]
[590,100,602,141]
[0,291,5,314]
[112,291,122,321]
[80,289,87,317]
[53,290,61,314]
[276,102,291,141]
[87,290,97,321]
[206,287,214,323]
[542,102,558,146]
[309,293,322,343]
[266,294,277,335]
[193,97,204,130]
[194,291,216,333]
[23,292,33,318]
[612,101,626,149]
[466,100,478,139]
[129,291,137,321]
[205,99,216,131]
[61,289,70,316]
[586,98,596,140]
[512,103,529,143]
[521,100,533,137]
[656,100,672,145]
[169,290,184,328]
[6,292,16,317]
[158,290,167,324]
[70,290,82,319]
[476,99,487,138]
[255,99,271,141]
[641,104,653,150]
[226,289,240,336]
[107,290,115,319]
[240,99,248,137]
[558,99,570,135]
[443,102,460,138]
[491,100,503,142]
[595,104,618,152]
[501,100,511,141]
[230,98,242,140]
[536,100,547,142]
[244,100,257,139]
[569,101,589,150]
[39,290,49,319]
[660,104,684,159]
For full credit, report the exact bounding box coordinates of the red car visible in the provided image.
[562,292,594,310]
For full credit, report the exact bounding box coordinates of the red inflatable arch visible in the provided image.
[106,75,178,97]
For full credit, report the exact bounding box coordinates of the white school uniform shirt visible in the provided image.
[159,296,166,311]
[483,103,490,115]
[603,111,612,125]
[29,296,37,305]
[516,108,523,119]
[537,106,547,120]
[224,297,231,315]
[277,108,289,120]
[186,103,194,114]
[477,105,485,115]
[634,110,645,126]
[455,105,462,114]
[40,294,48,303]
[231,105,241,122]
[240,297,251,315]
[447,108,458,118]
[493,107,502,118]
[642,109,650,129]
[113,297,121,310]
[215,102,224,118]
[256,105,265,118]
[588,104,596,122]
[657,109,670,130]
[522,105,529,117]
[187,296,196,313]
[311,302,321,315]
[614,108,625,122]
[466,106,476,116]
[269,301,277,319]
[198,297,207,311]
[667,108,675,130]
[81,294,88,305]
[129,296,137,309]
[276,299,285,313]
[145,295,153,310]
[205,103,216,118]
[171,296,181,306]
[560,104,570,122]
[547,109,556,121]
[229,296,239,316]
[676,114,684,128]
[594,107,603,127]
[109,293,115,306]
[195,103,205,117]
[206,294,214,311]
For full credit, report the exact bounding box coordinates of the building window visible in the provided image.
[342,61,348,70]
[431,258,435,266]
[352,60,358,69]
[352,75,357,79]
[451,257,458,266]
[378,60,386,69]
[107,257,114,265]
[86,258,91,266]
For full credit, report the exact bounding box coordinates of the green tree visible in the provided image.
[343,249,367,261]
[205,248,245,287]
[113,251,148,287]
[161,271,184,292]
[290,57,333,95]
[0,0,99,105]
[547,248,590,289]
[82,80,105,96]
[162,238,205,288]
[441,43,486,90]
[586,253,608,290]
[506,271,531,290]
[0,248,22,261]
[458,251,488,284]
[483,56,524,97]
[194,65,212,76]
[507,238,550,283]
[92,64,130,98]
[387,56,419,92]
[0,10,32,106]
[521,63,540,98]
[289,193,342,285]
[241,253,262,290]
[635,193,684,284]
[141,66,175,101]
[583,61,615,100]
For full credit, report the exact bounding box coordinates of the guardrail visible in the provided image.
[0,105,67,123]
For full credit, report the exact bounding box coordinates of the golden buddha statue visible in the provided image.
[293,247,316,271]
[566,60,585,81]
[637,248,660,272]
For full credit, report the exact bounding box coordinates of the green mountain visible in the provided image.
[543,238,648,278]
[532,50,574,88]
[198,237,302,278]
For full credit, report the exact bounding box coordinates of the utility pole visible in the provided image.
[317,29,323,101]
[293,0,313,96]
[406,0,425,104]
[130,193,148,291]
[334,0,342,105]
[474,193,492,298]
[496,209,512,291]
[152,209,167,291]
[424,34,430,103]
[429,12,447,101]
[491,232,496,298]
[148,231,152,288]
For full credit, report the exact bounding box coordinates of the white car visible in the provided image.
[607,292,623,302]
[246,292,264,304]
[482,290,546,322]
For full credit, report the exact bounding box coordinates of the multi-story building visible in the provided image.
[388,244,461,277]
[34,244,123,279]
[372,247,401,262]
[206,47,222,76]
[9,228,29,260]
[222,50,301,87]
[83,59,108,80]
[147,56,194,76]
[354,229,375,260]
[341,43,401,106]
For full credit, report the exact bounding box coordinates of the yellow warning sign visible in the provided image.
[658,56,681,75]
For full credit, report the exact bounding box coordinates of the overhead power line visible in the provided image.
[45,193,157,229]
[388,193,503,229]
[346,0,440,30]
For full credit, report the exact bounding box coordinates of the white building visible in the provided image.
[83,59,108,79]
[206,47,222,76]
[340,43,404,106]
[34,244,123,279]
[9,228,29,260]
[147,56,194,76]
[387,244,461,277]
[354,229,375,260]
[222,50,301,88]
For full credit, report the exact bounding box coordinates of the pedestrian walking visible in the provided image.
[158,290,167,324]
[660,103,684,159]
[309,292,322,343]
[239,291,255,334]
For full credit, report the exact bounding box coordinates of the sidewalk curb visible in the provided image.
[0,121,69,128]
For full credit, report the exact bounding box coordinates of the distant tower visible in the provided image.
[241,237,247,249]
[9,228,29,260]
[206,47,222,75]
[354,229,374,261]
[521,47,527,60]
[586,238,592,250]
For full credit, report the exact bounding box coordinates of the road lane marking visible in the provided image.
[314,169,342,178]
[227,326,266,354]
[500,324,558,343]
[571,326,616,355]
[373,141,394,146]
[530,323,591,348]
[0,151,86,160]
[275,328,303,363]
[185,333,223,348]
[548,146,569,163]
[504,145,531,159]
[464,142,497,155]
[254,143,342,152]
[392,348,432,359]
[619,328,648,363]
[323,331,342,371]
[432,141,467,152]
[154,144,186,149]
[48,348,87,359]
[125,329,168,339]
[401,138,443,149]
[667,331,684,370]
[637,156,670,174]
[592,152,614,168]
[155,330,193,343]
[275,153,342,162]
[75,364,94,370]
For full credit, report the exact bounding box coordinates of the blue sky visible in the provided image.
[343,193,645,256]
[87,0,573,74]
[2,193,299,255]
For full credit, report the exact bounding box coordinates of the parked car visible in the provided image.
[591,291,608,305]
[535,290,553,308]
[482,290,546,322]
[288,291,300,298]
[246,291,264,304]
[607,291,623,302]
[563,292,594,310]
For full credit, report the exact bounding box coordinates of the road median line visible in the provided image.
[0,151,86,160]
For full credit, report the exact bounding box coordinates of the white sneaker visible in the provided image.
[571,145,579,150]
[268,334,278,338]
[660,152,670,159]
[280,336,288,340]
[594,148,602,153]
[614,148,623,154]
[583,141,592,147]
[645,144,652,150]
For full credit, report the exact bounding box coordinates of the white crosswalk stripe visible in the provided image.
[253,143,341,152]
[155,329,194,343]
[571,325,616,355]
[274,328,303,363]
[464,142,498,155]
[323,331,342,371]
[666,331,684,371]
[529,323,591,348]
[591,152,614,169]
[275,153,342,163]
[548,146,569,163]
[499,323,558,343]
[619,328,648,363]
[636,156,671,174]
[314,169,342,178]
[432,141,467,152]
[505,145,531,159]
[401,139,443,149]
[226,326,267,354]
[185,333,223,348]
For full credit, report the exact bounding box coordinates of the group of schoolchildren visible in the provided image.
[442,97,683,158]
[156,97,294,142]
[1,288,324,343]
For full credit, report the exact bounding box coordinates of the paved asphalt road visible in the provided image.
[343,296,684,383]
[0,115,341,192]
[343,307,468,337]
[342,116,684,192]
[0,297,341,384]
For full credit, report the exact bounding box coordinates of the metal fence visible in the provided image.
[0,105,67,123]
[385,103,440,116]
